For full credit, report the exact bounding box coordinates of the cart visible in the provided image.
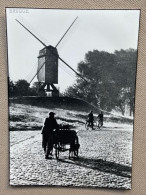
[47,124,80,160]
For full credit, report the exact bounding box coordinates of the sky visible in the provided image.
[6,8,140,92]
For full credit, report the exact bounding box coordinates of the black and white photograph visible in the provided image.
[6,8,140,189]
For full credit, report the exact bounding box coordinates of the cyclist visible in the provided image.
[98,111,103,128]
[87,110,94,130]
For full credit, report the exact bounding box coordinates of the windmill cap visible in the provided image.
[49,112,55,116]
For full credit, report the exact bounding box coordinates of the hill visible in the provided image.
[9,96,99,113]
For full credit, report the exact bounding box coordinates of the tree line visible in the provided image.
[8,79,46,97]
[64,49,137,116]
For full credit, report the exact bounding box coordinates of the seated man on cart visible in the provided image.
[41,112,59,159]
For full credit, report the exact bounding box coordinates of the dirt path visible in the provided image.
[10,124,133,189]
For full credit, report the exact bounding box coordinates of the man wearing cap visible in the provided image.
[41,112,59,159]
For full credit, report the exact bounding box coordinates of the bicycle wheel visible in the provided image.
[93,121,98,130]
[98,120,102,129]
[85,121,89,130]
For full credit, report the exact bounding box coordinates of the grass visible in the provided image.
[9,103,133,131]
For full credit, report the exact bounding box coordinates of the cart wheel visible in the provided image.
[55,143,59,160]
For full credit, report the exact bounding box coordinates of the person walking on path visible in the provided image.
[41,112,59,159]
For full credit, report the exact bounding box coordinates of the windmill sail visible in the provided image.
[55,16,78,48]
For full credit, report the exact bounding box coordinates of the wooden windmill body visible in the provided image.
[37,46,59,96]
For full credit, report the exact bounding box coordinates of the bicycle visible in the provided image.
[97,118,103,129]
[85,120,98,130]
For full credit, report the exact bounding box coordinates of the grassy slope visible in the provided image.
[9,103,133,131]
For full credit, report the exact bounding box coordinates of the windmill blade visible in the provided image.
[16,19,47,47]
[58,56,88,83]
[29,60,46,84]
[55,16,78,48]
[16,19,48,84]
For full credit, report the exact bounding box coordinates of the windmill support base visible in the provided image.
[38,82,59,97]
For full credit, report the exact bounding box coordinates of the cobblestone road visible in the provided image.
[10,126,133,189]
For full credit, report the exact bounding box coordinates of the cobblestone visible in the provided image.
[10,126,133,189]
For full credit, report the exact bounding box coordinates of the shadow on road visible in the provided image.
[59,157,132,178]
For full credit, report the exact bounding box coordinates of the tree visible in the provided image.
[8,78,16,97]
[15,79,30,96]
[65,50,117,111]
[29,82,47,96]
[65,49,137,115]
[114,49,137,115]
[28,82,39,96]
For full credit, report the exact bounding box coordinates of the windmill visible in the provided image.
[16,17,87,97]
